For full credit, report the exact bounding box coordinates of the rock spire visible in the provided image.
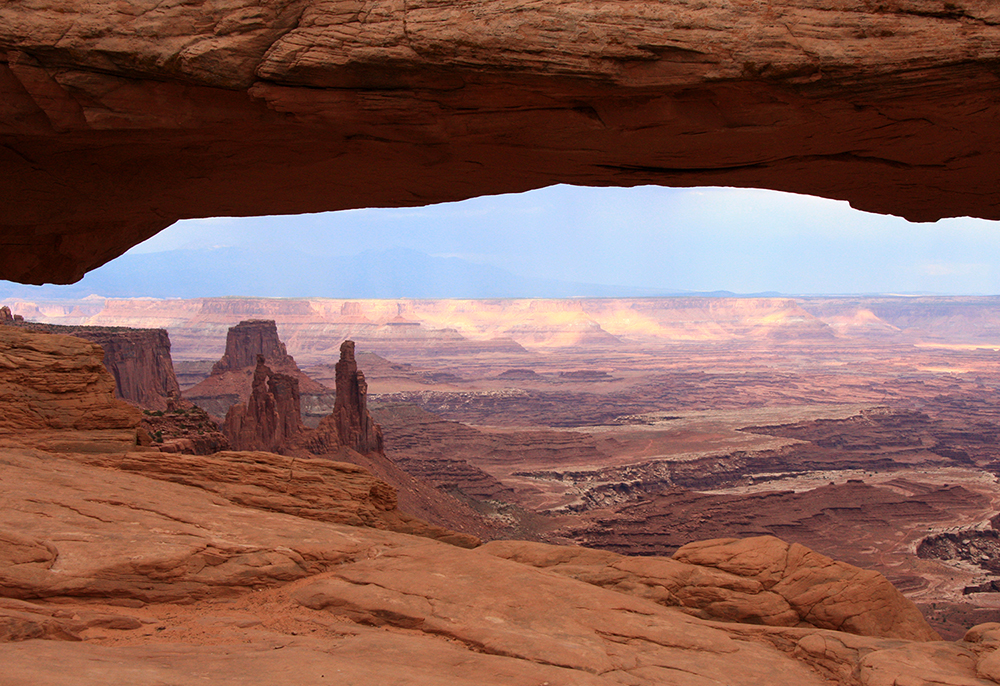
[222,355,304,453]
[211,320,296,375]
[332,340,384,455]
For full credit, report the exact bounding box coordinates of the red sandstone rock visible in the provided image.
[482,536,940,641]
[328,340,384,455]
[0,327,141,435]
[214,336,384,457]
[185,319,332,421]
[222,355,305,453]
[3,4,1000,284]
[211,320,297,375]
[19,324,183,411]
[673,536,940,641]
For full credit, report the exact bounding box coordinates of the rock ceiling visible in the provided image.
[2,1,999,284]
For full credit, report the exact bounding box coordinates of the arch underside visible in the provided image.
[2,1,999,284]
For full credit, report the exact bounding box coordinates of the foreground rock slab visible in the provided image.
[1,440,993,685]
[482,536,938,641]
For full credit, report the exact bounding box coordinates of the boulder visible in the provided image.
[673,535,940,641]
[482,535,939,641]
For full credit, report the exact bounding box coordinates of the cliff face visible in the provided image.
[330,340,384,455]
[185,318,333,422]
[0,327,142,436]
[222,355,305,453]
[14,296,852,363]
[84,328,181,410]
[211,319,296,375]
[7,318,183,411]
[3,2,1000,284]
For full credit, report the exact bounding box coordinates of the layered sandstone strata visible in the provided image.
[1,443,979,686]
[17,323,183,411]
[185,319,333,422]
[0,326,141,436]
[2,3,1000,284]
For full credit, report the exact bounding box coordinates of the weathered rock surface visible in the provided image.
[185,319,333,423]
[18,323,183,411]
[0,460,980,686]
[672,536,940,640]
[72,448,479,548]
[3,3,1000,284]
[482,536,939,641]
[218,338,384,457]
[223,355,305,453]
[211,319,297,375]
[141,404,231,455]
[0,327,141,435]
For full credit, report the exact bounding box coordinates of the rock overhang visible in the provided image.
[2,0,1000,284]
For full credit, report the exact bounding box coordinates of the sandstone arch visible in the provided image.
[2,1,999,284]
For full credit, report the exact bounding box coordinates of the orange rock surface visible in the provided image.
[0,326,141,435]
[3,326,999,685]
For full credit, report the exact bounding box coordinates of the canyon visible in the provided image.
[9,315,1000,684]
[4,2,1000,682]
[10,294,1000,645]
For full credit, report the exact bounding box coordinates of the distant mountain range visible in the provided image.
[0,247,783,300]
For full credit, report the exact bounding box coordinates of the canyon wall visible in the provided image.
[2,2,1000,284]
[16,296,1000,365]
[16,324,182,411]
[185,318,333,420]
[0,326,142,435]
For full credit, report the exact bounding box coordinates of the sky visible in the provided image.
[6,184,1000,298]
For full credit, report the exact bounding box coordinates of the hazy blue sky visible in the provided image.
[7,185,1000,298]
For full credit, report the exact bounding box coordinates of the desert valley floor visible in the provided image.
[13,296,1000,684]
[9,294,1000,645]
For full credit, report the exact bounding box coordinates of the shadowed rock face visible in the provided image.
[330,340,384,456]
[222,355,305,453]
[213,336,385,456]
[185,319,332,422]
[2,2,1000,284]
[211,320,296,376]
[14,323,182,411]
